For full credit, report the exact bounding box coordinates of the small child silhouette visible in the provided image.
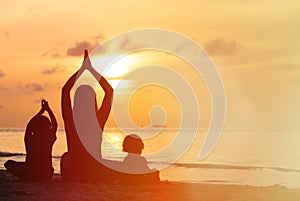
[4,99,57,181]
[121,134,151,174]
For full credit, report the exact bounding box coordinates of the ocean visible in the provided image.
[1,128,300,189]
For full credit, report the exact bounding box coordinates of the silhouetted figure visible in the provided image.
[115,134,160,184]
[122,134,152,174]
[60,50,115,182]
[4,100,57,181]
[60,50,160,183]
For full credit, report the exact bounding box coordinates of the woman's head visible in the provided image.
[122,134,144,155]
[74,85,97,111]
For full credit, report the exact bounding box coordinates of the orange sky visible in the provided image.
[0,0,300,129]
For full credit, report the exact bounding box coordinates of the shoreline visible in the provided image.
[1,170,300,201]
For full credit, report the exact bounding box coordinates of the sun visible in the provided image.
[91,53,140,79]
[89,53,142,89]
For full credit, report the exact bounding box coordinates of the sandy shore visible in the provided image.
[1,170,299,201]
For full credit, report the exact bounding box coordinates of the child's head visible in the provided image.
[122,134,144,155]
[30,115,51,135]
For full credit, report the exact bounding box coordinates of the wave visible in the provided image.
[0,128,65,133]
[52,155,62,159]
[0,152,63,159]
[0,151,25,157]
[171,162,300,173]
[2,150,300,174]
[0,128,25,132]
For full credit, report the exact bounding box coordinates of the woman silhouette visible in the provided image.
[60,50,115,181]
[60,50,160,183]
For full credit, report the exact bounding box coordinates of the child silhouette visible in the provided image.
[121,134,152,174]
[4,100,57,181]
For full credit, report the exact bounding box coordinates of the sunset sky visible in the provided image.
[0,0,299,130]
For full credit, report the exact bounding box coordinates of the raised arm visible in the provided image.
[42,100,57,135]
[62,50,89,122]
[83,50,114,130]
[35,104,45,116]
[97,76,114,130]
[62,70,81,152]
[25,102,45,150]
[61,71,79,123]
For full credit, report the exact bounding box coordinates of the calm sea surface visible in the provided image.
[1,128,300,189]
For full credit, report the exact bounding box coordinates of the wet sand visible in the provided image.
[1,170,299,201]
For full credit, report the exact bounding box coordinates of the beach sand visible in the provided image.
[1,170,299,201]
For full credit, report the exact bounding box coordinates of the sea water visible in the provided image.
[1,128,300,189]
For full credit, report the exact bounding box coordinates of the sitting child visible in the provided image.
[4,99,57,181]
[121,134,152,174]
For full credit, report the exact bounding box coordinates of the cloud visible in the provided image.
[276,62,299,70]
[118,37,142,50]
[291,77,300,85]
[42,64,67,75]
[0,105,3,109]
[34,98,43,104]
[4,31,10,38]
[66,41,98,56]
[51,53,61,58]
[262,62,299,71]
[41,50,62,58]
[44,36,104,58]
[0,69,5,77]
[204,37,240,56]
[93,33,105,40]
[1,31,10,38]
[17,82,44,92]
[0,85,8,91]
